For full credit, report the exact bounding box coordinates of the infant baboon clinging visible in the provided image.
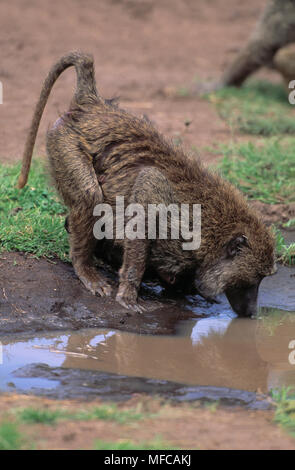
[202,0,295,92]
[19,52,275,316]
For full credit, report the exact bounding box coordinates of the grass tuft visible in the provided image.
[0,422,23,450]
[216,139,295,204]
[94,437,177,450]
[18,408,65,425]
[271,387,295,437]
[0,160,69,260]
[207,81,295,136]
[17,404,144,425]
[273,227,295,266]
[73,404,144,424]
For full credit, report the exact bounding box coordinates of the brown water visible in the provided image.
[1,308,295,395]
[0,263,294,398]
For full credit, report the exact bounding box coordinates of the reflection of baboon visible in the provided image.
[206,0,295,91]
[62,319,268,392]
[19,52,275,315]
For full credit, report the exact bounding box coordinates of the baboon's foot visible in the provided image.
[116,283,145,313]
[74,263,112,297]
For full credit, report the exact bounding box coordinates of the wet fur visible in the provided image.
[19,52,275,312]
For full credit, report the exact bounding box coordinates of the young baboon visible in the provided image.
[19,52,275,316]
[201,0,295,92]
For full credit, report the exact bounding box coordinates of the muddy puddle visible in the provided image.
[0,260,294,407]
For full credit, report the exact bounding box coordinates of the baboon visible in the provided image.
[202,0,295,92]
[273,43,295,90]
[18,52,275,316]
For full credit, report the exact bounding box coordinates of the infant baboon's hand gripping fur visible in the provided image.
[19,52,275,316]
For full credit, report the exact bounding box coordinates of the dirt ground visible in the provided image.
[0,0,273,165]
[1,0,295,450]
[0,394,294,450]
[0,251,197,336]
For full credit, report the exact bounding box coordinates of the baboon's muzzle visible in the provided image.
[225,282,261,317]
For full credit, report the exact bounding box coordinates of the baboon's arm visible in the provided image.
[116,167,175,312]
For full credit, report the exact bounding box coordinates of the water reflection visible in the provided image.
[1,309,295,394]
[57,310,295,393]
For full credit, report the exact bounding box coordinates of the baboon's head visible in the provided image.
[195,225,276,317]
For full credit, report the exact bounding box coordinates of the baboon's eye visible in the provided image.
[226,234,249,258]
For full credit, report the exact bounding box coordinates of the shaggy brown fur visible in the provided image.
[18,52,275,315]
[201,0,295,92]
[273,43,295,90]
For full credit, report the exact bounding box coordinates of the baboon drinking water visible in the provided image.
[18,52,275,316]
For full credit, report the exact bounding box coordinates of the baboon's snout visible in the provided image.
[225,281,261,317]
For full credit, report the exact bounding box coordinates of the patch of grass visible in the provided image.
[283,218,295,228]
[73,404,144,424]
[0,422,23,450]
[273,227,295,266]
[18,408,65,425]
[17,404,144,426]
[177,86,191,98]
[258,308,295,336]
[94,437,177,450]
[271,387,295,437]
[207,81,295,136]
[216,139,295,204]
[0,160,69,260]
[203,401,219,413]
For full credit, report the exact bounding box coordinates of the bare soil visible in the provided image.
[0,252,198,336]
[0,0,294,450]
[0,394,294,450]
[0,0,268,165]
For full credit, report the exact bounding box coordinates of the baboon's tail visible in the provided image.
[18,51,99,188]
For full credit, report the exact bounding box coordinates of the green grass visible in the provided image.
[207,81,295,136]
[258,308,295,336]
[273,227,295,266]
[271,388,295,437]
[17,404,144,426]
[216,139,295,204]
[0,160,69,260]
[18,408,66,425]
[0,422,23,450]
[283,218,295,228]
[73,404,144,424]
[1,156,294,266]
[94,437,177,450]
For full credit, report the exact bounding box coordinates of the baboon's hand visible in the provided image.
[74,264,112,297]
[116,283,145,313]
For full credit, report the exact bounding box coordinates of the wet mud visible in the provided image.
[0,252,294,337]
[0,251,294,406]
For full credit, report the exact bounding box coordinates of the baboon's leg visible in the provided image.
[221,40,278,87]
[199,0,295,92]
[116,167,175,312]
[68,204,112,297]
[47,132,110,296]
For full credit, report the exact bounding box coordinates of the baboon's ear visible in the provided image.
[226,235,249,258]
